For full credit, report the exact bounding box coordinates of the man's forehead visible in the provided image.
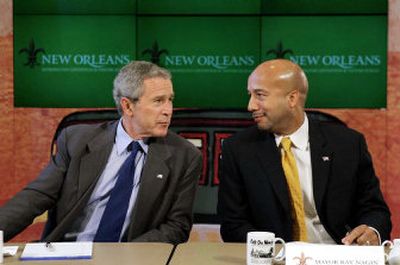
[143,77,172,88]
[248,72,273,89]
[247,81,270,93]
[141,78,173,95]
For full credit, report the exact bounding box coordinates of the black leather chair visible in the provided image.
[50,109,345,225]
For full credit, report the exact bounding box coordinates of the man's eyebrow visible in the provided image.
[252,88,268,93]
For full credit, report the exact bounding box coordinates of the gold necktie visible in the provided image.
[280,137,307,241]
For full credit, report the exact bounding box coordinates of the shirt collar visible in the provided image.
[115,119,148,155]
[275,114,309,151]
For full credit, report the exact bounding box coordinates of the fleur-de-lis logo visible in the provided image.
[19,38,45,68]
[141,41,169,65]
[293,252,313,265]
[266,41,293,59]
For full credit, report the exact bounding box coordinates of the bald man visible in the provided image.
[217,59,391,245]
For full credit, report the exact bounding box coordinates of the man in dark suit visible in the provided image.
[217,59,391,245]
[0,61,202,244]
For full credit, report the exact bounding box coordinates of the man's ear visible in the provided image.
[288,89,300,108]
[120,97,134,116]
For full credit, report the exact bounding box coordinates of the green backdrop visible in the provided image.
[13,0,387,108]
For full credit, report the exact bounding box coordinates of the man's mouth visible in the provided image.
[252,113,265,121]
[158,121,170,126]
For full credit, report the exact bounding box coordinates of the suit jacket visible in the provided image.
[0,120,202,244]
[218,117,391,243]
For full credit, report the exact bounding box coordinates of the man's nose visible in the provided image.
[163,101,173,116]
[247,95,258,112]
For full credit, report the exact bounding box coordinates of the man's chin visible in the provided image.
[153,129,169,137]
[256,123,272,132]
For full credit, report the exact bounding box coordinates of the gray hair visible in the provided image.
[113,61,171,114]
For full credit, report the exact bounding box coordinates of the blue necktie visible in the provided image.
[94,141,141,242]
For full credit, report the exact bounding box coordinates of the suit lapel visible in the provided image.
[309,119,332,214]
[128,136,171,237]
[255,130,291,214]
[77,122,117,198]
[45,121,117,241]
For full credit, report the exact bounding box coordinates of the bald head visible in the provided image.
[247,59,309,135]
[250,59,308,107]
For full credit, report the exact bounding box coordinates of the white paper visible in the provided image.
[20,242,93,260]
[286,242,385,265]
[3,246,18,256]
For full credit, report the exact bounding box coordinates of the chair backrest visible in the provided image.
[50,109,346,224]
[51,109,119,157]
[306,110,347,126]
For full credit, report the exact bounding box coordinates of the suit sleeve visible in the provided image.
[353,134,391,240]
[0,129,70,241]
[218,139,256,242]
[131,149,202,244]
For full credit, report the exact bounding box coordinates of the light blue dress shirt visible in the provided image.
[65,120,148,241]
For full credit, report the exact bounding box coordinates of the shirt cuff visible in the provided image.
[368,226,381,245]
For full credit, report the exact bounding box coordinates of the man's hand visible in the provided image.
[341,224,379,246]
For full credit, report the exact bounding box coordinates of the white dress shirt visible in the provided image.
[275,114,336,244]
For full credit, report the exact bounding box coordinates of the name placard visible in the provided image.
[286,243,385,265]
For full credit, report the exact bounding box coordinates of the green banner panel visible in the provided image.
[137,0,261,14]
[262,16,387,108]
[261,0,387,15]
[14,15,135,107]
[137,16,260,108]
[13,0,136,14]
